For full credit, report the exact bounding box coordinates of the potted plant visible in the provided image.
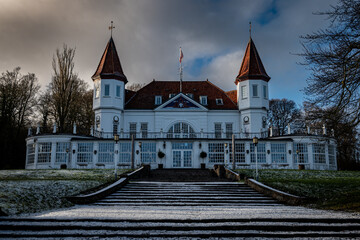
[158,150,165,169]
[200,151,207,169]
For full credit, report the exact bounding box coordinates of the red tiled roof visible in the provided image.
[92,37,127,83]
[125,80,238,110]
[235,37,270,83]
[226,90,237,103]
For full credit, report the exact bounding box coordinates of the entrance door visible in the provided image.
[172,142,193,168]
[172,150,192,168]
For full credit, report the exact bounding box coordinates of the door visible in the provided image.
[172,142,193,168]
[172,150,192,168]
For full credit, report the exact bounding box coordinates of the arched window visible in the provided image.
[167,122,196,138]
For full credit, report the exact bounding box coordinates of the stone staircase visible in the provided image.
[1,170,359,238]
[1,215,360,239]
[94,181,279,206]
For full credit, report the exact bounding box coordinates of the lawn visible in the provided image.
[0,169,129,216]
[237,169,360,212]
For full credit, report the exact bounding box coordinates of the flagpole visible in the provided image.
[179,47,183,93]
[180,61,183,93]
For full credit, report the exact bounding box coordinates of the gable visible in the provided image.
[155,93,207,111]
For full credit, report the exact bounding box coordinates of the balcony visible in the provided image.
[93,130,269,139]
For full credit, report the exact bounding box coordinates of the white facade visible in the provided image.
[25,36,338,171]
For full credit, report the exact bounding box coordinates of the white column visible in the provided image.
[325,143,329,170]
[50,142,56,168]
[308,143,314,169]
[266,142,271,165]
[287,142,293,169]
[71,142,77,168]
[53,124,57,134]
[245,142,251,165]
[93,142,99,168]
[34,142,39,169]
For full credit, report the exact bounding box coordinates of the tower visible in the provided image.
[235,37,270,136]
[92,37,128,135]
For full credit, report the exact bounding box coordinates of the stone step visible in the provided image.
[103,196,273,200]
[0,219,359,239]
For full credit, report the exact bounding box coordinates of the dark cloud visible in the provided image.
[0,0,336,103]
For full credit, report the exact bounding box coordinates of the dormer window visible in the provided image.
[216,98,223,105]
[169,93,176,98]
[200,96,207,105]
[155,95,162,105]
[185,93,194,99]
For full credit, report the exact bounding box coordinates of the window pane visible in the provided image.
[253,85,258,97]
[263,85,267,98]
[116,85,120,97]
[241,86,247,99]
[104,84,110,96]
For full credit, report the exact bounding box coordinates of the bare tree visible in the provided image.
[268,99,301,136]
[300,0,360,125]
[50,44,83,132]
[126,83,146,92]
[0,67,40,169]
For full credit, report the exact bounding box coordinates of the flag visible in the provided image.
[179,47,184,63]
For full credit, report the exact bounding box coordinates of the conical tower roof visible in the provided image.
[235,37,270,83]
[92,37,127,83]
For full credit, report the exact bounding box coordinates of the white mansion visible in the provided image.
[25,35,337,170]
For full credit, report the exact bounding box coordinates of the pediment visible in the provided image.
[155,93,208,111]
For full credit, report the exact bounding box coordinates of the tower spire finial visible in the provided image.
[109,21,115,37]
[249,21,252,38]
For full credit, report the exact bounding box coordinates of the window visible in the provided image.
[172,142,193,149]
[155,96,162,105]
[56,142,70,163]
[169,93,176,98]
[27,144,35,164]
[130,123,137,137]
[263,85,267,99]
[241,85,247,99]
[200,96,207,105]
[185,93,194,99]
[141,142,156,163]
[252,85,258,97]
[216,98,223,105]
[271,143,287,163]
[95,81,100,98]
[209,143,225,163]
[225,123,233,139]
[116,85,121,97]
[38,143,52,163]
[328,145,336,165]
[250,143,266,163]
[141,123,148,138]
[313,144,326,164]
[167,122,196,138]
[113,123,118,135]
[215,123,222,139]
[104,84,110,96]
[98,142,114,163]
[77,143,93,163]
[293,143,308,164]
[230,143,246,163]
[118,143,131,163]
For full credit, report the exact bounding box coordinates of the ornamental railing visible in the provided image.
[92,130,269,139]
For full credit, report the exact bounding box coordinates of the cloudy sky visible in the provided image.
[0,0,337,104]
